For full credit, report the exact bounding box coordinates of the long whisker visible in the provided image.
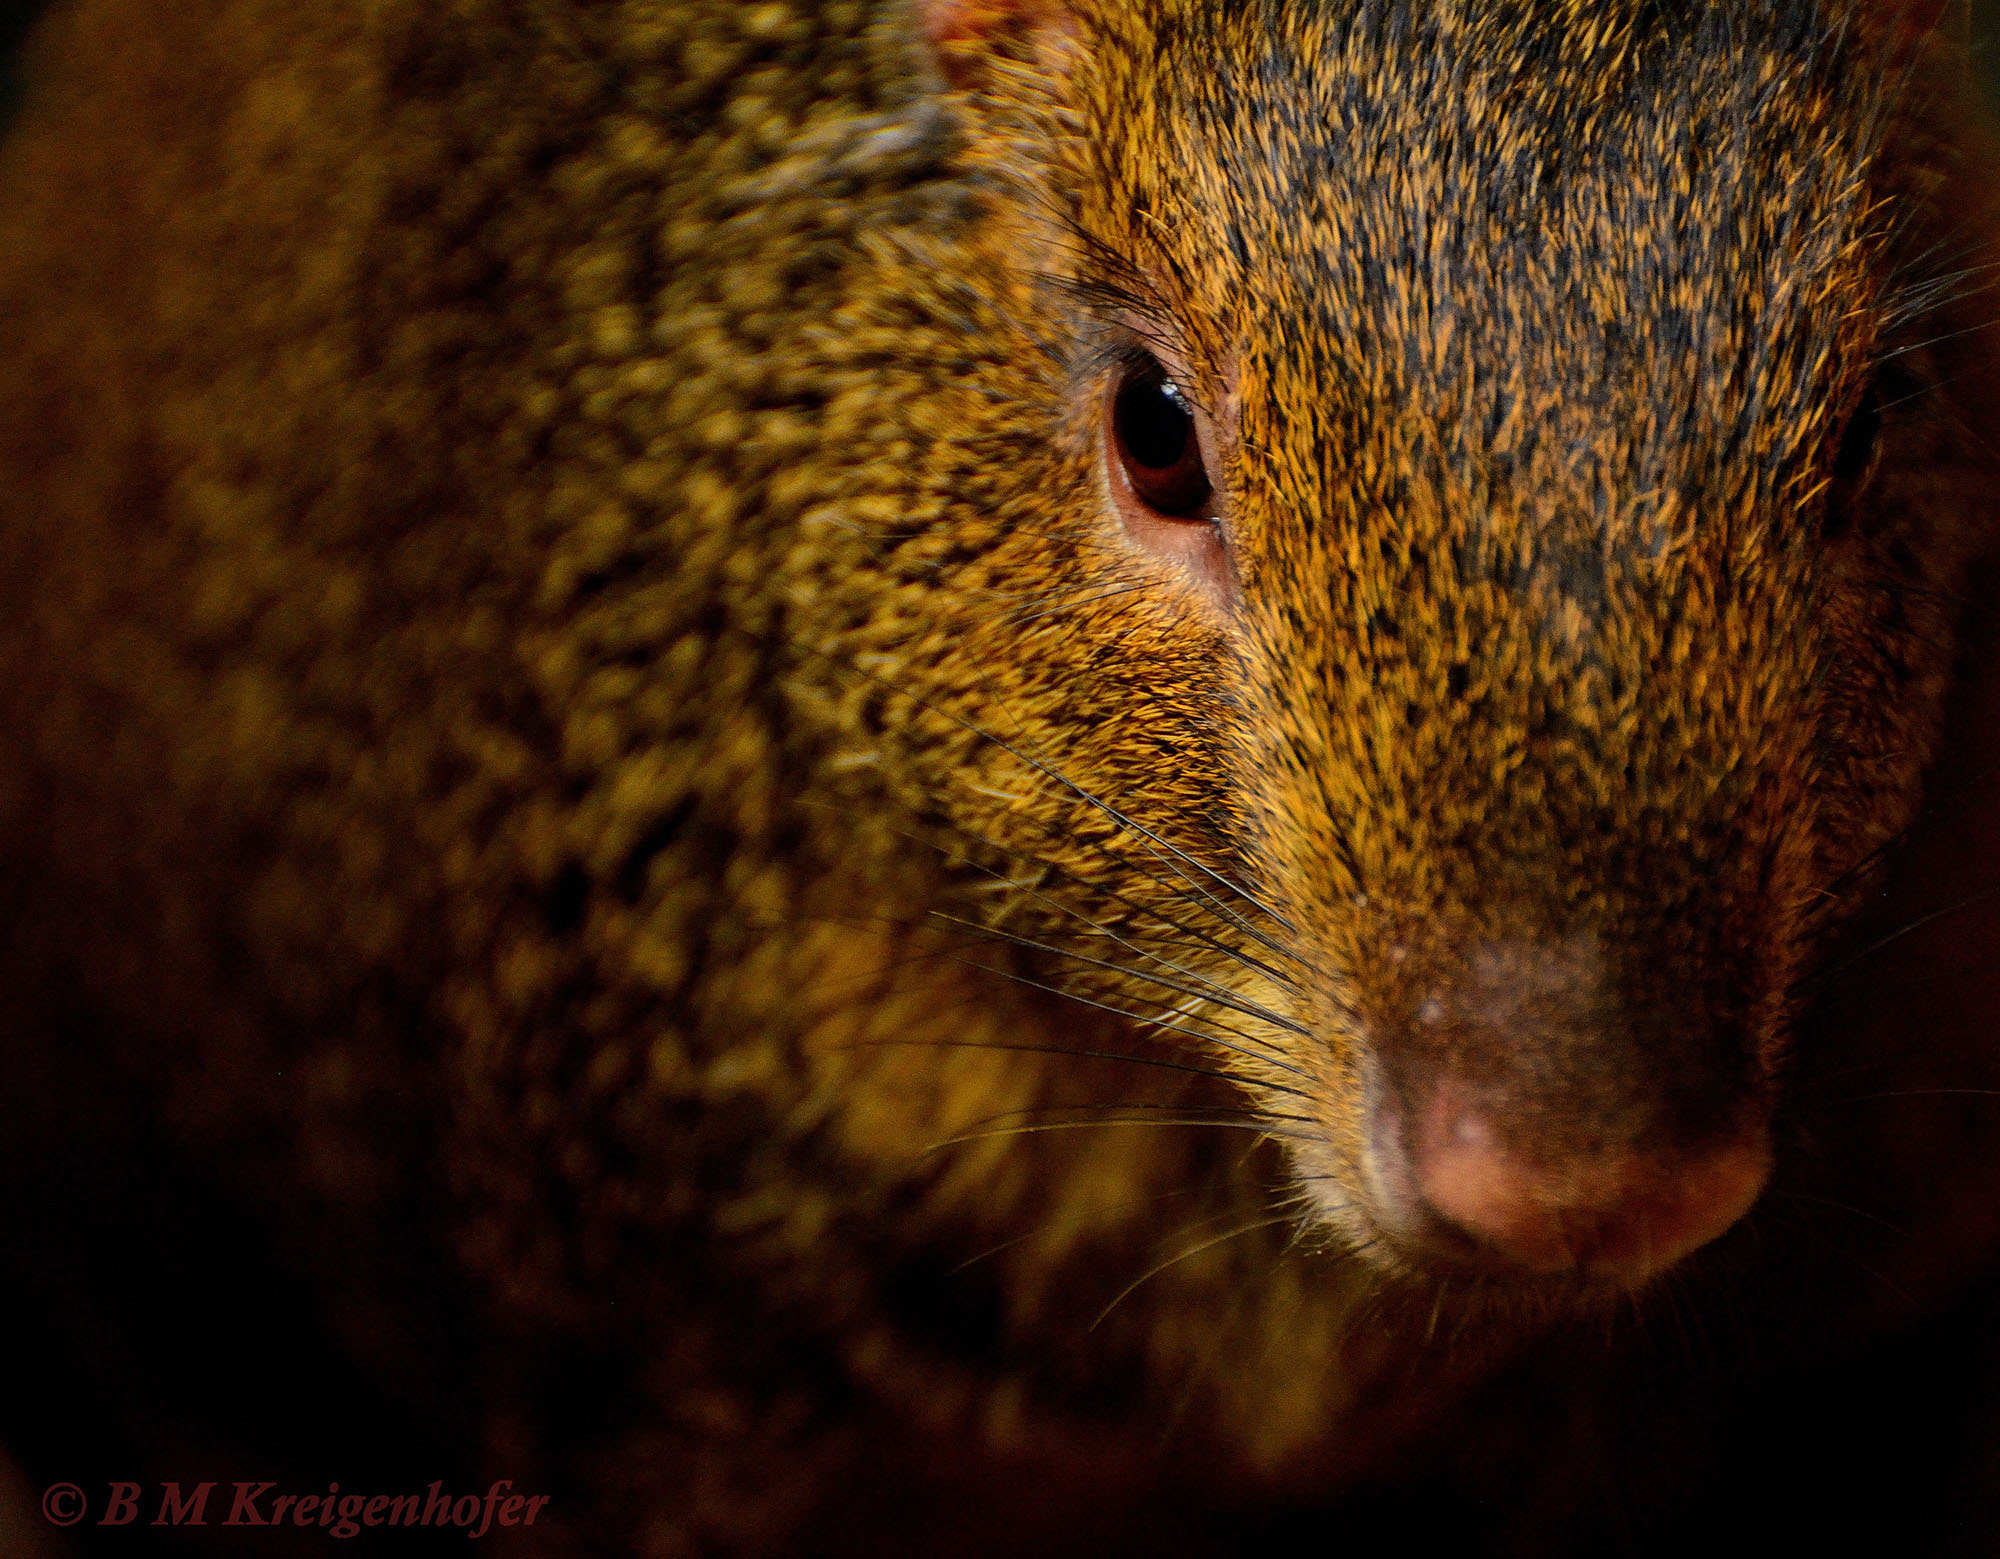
[1088,1213,1297,1332]
[795,795,1306,995]
[833,1035,1307,1099]
[1795,885,2000,997]
[782,914,1315,1090]
[945,1189,1209,1277]
[937,953,1314,1080]
[927,1116,1316,1153]
[822,675,1315,983]
[787,904,1299,1064]
[791,635,1310,951]
[945,1099,1313,1134]
[1779,1190,1910,1237]
[927,909,1311,1040]
[1760,1197,1919,1310]
[930,814,1307,994]
[1811,758,2000,904]
[1878,311,2000,363]
[1799,1086,2000,1105]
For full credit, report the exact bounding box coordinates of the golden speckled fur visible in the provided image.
[3,0,2000,1552]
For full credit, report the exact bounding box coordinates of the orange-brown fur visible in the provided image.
[1,0,1999,1553]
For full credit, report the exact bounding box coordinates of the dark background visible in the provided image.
[3,2,2000,1556]
[0,1,40,129]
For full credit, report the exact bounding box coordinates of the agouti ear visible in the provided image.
[916,0,1077,93]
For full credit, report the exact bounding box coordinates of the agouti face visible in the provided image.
[891,0,1994,1300]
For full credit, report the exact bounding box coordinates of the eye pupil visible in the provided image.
[1833,383,1883,489]
[1109,358,1213,520]
[1116,374,1193,469]
[1824,370,1897,542]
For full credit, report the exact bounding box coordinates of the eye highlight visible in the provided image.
[1108,357,1214,520]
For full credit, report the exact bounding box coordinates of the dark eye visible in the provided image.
[1823,374,1889,540]
[1833,381,1885,489]
[1108,358,1213,519]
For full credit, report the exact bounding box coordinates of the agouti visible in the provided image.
[3,0,2000,1553]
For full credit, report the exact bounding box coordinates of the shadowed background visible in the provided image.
[2,3,2000,1557]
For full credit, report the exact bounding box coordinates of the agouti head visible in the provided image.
[808,0,1995,1303]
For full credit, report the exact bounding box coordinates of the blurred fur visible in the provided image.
[2,0,1999,1553]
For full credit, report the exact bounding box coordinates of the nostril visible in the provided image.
[1406,1097,1771,1285]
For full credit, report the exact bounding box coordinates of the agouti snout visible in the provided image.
[1351,933,1774,1284]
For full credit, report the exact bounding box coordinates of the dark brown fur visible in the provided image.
[2,0,2000,1553]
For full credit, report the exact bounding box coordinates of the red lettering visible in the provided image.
[226,1482,274,1525]
[154,1483,214,1526]
[523,1495,551,1526]
[293,1496,319,1524]
[363,1495,389,1527]
[470,1480,510,1540]
[331,1495,365,1538]
[499,1495,525,1526]
[101,1484,140,1526]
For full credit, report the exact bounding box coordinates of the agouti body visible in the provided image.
[4,0,2000,1553]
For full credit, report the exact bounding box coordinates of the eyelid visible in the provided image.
[1108,319,1238,482]
[1117,320,1204,416]
[1099,355,1239,604]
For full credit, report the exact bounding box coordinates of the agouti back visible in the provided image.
[4,0,2000,1553]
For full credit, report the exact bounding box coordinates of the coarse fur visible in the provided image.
[2,0,2000,1553]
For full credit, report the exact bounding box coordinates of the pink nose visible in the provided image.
[1410,1099,1770,1284]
